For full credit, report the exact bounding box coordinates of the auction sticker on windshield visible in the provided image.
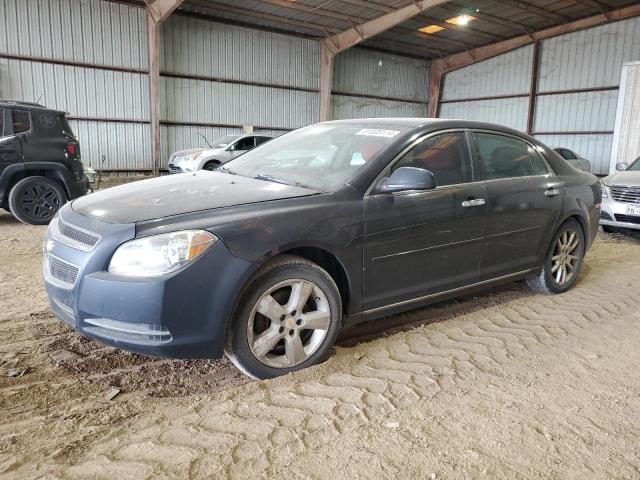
[355,129,400,138]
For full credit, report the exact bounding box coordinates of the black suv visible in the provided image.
[0,101,89,225]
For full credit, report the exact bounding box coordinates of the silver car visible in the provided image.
[600,157,640,231]
[168,134,272,174]
[553,148,592,173]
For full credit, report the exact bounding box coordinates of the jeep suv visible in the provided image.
[0,101,89,225]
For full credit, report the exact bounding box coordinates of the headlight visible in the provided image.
[108,230,217,277]
[599,181,609,198]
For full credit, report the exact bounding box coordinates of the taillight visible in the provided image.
[67,143,76,155]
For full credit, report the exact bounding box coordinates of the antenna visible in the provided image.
[196,131,213,148]
[34,93,43,105]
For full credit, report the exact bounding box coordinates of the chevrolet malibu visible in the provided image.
[43,119,601,379]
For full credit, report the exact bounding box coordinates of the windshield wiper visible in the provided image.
[253,173,300,187]
[219,165,237,175]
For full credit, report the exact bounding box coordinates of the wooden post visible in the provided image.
[147,11,161,176]
[427,61,445,118]
[319,42,334,122]
[526,41,540,135]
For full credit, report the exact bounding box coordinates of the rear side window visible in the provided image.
[235,137,255,151]
[391,132,473,187]
[472,132,533,180]
[11,110,31,134]
[528,145,549,175]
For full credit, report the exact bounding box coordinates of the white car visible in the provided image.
[168,134,272,174]
[553,148,592,173]
[600,157,640,231]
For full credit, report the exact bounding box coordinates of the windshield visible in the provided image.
[627,157,640,171]
[212,135,239,148]
[221,124,404,190]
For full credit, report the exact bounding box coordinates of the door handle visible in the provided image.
[544,188,560,197]
[461,198,486,208]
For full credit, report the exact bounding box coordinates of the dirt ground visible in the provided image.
[1,189,640,479]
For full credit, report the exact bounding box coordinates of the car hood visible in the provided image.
[72,171,320,224]
[603,171,640,186]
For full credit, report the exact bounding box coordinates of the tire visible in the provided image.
[8,176,66,225]
[202,160,221,171]
[225,255,342,379]
[526,219,585,294]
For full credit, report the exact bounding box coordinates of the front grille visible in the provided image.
[610,185,640,204]
[48,255,80,285]
[168,164,183,174]
[614,214,640,225]
[59,219,100,248]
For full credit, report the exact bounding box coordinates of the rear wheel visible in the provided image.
[8,176,66,225]
[225,255,342,379]
[526,219,585,294]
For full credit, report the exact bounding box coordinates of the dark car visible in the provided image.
[0,101,89,225]
[43,119,601,379]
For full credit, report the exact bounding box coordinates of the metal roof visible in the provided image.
[142,0,640,59]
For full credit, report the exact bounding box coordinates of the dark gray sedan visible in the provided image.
[43,119,601,379]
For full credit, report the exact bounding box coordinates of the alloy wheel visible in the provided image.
[247,278,332,368]
[20,182,61,220]
[551,229,581,285]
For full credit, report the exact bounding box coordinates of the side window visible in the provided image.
[11,110,31,134]
[391,132,472,187]
[472,132,533,180]
[235,137,255,151]
[255,136,270,146]
[0,109,5,136]
[528,145,549,175]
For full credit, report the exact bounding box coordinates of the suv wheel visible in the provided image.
[526,219,585,294]
[8,176,66,225]
[225,255,342,379]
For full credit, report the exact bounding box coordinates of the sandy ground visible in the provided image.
[1,193,640,479]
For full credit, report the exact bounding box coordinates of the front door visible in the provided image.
[469,131,564,280]
[363,131,488,312]
[0,108,24,175]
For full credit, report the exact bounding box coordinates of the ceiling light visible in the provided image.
[446,14,476,26]
[418,24,445,34]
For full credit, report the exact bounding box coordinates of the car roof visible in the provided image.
[0,100,66,114]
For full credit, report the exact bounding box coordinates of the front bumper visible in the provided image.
[43,205,256,359]
[599,194,640,230]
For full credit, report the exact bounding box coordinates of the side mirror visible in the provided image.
[377,167,436,194]
[616,162,629,171]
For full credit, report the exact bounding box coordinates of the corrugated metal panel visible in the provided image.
[538,17,640,92]
[331,95,425,119]
[333,48,429,101]
[0,59,148,119]
[535,133,613,175]
[161,15,319,89]
[610,62,640,174]
[442,46,533,101]
[439,98,529,131]
[161,77,318,129]
[69,120,151,171]
[533,90,618,132]
[0,0,148,69]
[160,125,284,168]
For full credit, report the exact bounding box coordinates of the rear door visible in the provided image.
[469,131,563,280]
[0,108,24,175]
[363,130,488,312]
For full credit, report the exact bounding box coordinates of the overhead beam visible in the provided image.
[428,2,640,118]
[146,0,183,176]
[146,0,183,23]
[319,0,450,121]
[490,0,569,23]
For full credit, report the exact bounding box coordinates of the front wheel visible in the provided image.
[225,255,342,379]
[526,219,585,294]
[8,176,66,225]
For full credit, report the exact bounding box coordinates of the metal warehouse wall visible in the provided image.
[331,48,429,119]
[0,0,150,171]
[440,17,640,175]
